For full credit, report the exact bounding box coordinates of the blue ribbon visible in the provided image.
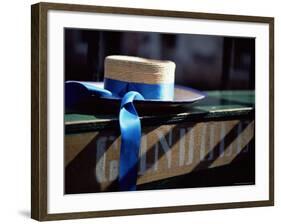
[105,78,174,100]
[119,91,144,191]
[65,79,173,191]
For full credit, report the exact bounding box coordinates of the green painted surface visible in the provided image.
[65,90,255,133]
[65,114,113,122]
[194,90,254,111]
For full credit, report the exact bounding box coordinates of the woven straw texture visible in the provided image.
[104,55,175,84]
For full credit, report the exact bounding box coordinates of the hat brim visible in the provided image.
[91,82,206,104]
[65,81,206,115]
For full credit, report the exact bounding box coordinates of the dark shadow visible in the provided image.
[192,121,252,172]
[65,131,117,194]
[138,138,255,190]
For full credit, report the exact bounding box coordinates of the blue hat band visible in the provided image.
[104,77,174,100]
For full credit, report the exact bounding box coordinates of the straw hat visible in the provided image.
[65,55,205,111]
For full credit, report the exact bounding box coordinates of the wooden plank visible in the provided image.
[65,119,254,193]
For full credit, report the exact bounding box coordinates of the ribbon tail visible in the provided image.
[118,91,144,191]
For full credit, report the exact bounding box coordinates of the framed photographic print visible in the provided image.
[31,2,274,221]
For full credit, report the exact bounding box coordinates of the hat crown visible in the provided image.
[104,55,175,84]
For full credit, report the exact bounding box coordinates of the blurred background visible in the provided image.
[64,28,255,90]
